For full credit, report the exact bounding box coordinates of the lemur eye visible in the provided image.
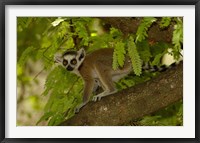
[63,60,68,66]
[71,59,77,65]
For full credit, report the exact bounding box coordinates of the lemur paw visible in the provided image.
[74,102,88,113]
[92,95,102,102]
[92,90,117,102]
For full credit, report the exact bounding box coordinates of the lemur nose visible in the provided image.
[67,66,73,71]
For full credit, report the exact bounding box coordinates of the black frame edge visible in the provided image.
[1,138,199,143]
[1,0,200,143]
[195,1,200,142]
[0,0,200,5]
[0,0,5,143]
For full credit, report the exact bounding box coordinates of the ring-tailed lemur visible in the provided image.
[55,48,182,112]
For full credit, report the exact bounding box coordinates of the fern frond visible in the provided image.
[172,18,183,60]
[36,111,54,125]
[136,40,151,63]
[128,37,142,76]
[151,53,163,66]
[160,17,171,28]
[72,18,93,46]
[17,17,33,29]
[39,66,83,125]
[112,41,126,70]
[136,17,157,43]
[117,42,126,67]
[112,49,119,70]
[18,46,34,66]
[110,27,123,38]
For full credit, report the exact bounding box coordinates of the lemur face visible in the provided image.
[54,48,85,72]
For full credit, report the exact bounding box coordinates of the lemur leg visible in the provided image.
[93,79,101,93]
[75,101,89,113]
[75,78,94,113]
[92,64,117,102]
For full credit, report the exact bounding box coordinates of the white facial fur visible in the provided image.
[54,48,86,74]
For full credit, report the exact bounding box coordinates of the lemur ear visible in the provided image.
[54,53,63,64]
[78,48,85,61]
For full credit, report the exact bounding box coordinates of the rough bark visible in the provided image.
[59,62,183,126]
[100,17,174,43]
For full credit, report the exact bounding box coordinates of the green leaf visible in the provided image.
[36,112,54,125]
[72,18,92,46]
[127,36,142,76]
[48,113,64,126]
[41,65,83,125]
[136,17,157,43]
[172,18,183,60]
[113,41,126,70]
[150,42,170,57]
[17,17,34,30]
[160,17,171,28]
[151,53,163,66]
[136,40,151,62]
[110,27,123,39]
[51,18,65,27]
[121,78,136,87]
[18,46,34,66]
[112,49,119,70]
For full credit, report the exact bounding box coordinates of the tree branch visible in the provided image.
[100,17,174,43]
[59,62,183,126]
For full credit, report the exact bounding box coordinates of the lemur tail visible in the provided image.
[142,60,183,72]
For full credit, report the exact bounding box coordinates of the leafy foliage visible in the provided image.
[136,17,157,43]
[160,17,171,28]
[18,46,35,67]
[139,101,183,126]
[37,66,83,125]
[17,17,183,126]
[150,42,172,66]
[112,41,126,70]
[136,40,151,63]
[172,17,183,60]
[127,36,142,76]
